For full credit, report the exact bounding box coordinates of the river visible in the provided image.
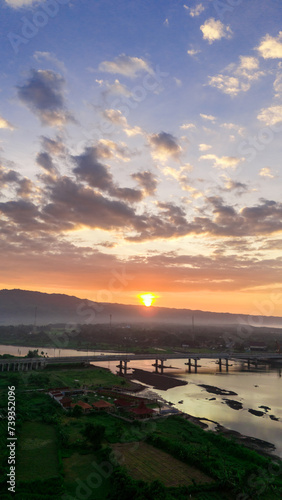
[1,345,281,457]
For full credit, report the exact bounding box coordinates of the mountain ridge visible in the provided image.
[0,288,281,327]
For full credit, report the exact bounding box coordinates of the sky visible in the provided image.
[0,0,282,316]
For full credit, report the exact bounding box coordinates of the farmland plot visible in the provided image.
[111,442,215,487]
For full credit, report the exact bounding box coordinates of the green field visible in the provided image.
[112,441,215,487]
[63,452,111,499]
[17,422,59,481]
[0,364,130,391]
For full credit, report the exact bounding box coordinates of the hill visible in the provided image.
[0,288,282,328]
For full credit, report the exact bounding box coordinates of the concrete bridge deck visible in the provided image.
[1,351,281,372]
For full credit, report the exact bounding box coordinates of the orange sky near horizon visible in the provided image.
[1,1,282,322]
[1,280,281,317]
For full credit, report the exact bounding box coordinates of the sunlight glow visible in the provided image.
[138,293,156,307]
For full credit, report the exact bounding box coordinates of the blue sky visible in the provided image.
[1,0,282,315]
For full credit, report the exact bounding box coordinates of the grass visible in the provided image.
[17,422,59,481]
[0,365,130,391]
[63,452,111,499]
[111,441,215,487]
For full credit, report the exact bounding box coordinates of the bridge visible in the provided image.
[0,352,281,374]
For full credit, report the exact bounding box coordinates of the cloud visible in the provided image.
[98,79,132,98]
[200,154,242,169]
[72,147,114,191]
[220,123,245,136]
[98,54,153,78]
[185,3,205,17]
[17,69,74,127]
[256,32,282,59]
[199,144,212,151]
[200,18,232,44]
[36,151,58,176]
[259,167,275,178]
[72,146,143,202]
[149,132,182,161]
[0,115,15,131]
[0,164,34,198]
[162,165,201,197]
[131,171,158,196]
[102,108,128,128]
[257,105,282,126]
[33,52,66,72]
[4,0,41,7]
[208,56,264,96]
[273,72,282,97]
[40,136,65,156]
[180,123,196,130]
[200,113,216,122]
[221,178,248,194]
[187,48,201,57]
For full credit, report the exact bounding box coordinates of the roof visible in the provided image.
[71,401,92,410]
[92,400,113,409]
[60,397,72,404]
[114,398,133,407]
[131,401,154,415]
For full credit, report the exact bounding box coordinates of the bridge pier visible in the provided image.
[116,359,128,376]
[185,358,199,373]
[152,358,166,374]
[217,358,229,372]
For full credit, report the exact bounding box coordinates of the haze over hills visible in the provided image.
[0,289,282,328]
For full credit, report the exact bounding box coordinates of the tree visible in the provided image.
[83,423,105,450]
[72,405,83,417]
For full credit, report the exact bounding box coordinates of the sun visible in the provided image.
[138,293,156,307]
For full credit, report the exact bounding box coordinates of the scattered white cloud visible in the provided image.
[102,79,132,97]
[0,115,15,130]
[185,3,205,17]
[200,18,232,44]
[99,54,153,78]
[220,123,245,136]
[200,154,242,169]
[180,123,196,130]
[256,32,282,59]
[4,0,41,7]
[33,52,66,72]
[200,113,216,123]
[199,143,212,151]
[257,105,282,126]
[273,73,282,97]
[187,48,201,57]
[259,167,275,178]
[208,56,265,96]
[174,77,182,87]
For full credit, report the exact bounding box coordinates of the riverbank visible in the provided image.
[134,376,280,459]
[130,368,188,390]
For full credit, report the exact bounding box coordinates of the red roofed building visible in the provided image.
[114,398,134,408]
[71,401,92,413]
[60,396,72,409]
[130,401,154,419]
[92,400,114,411]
